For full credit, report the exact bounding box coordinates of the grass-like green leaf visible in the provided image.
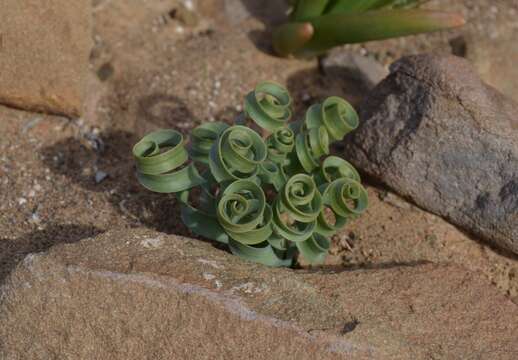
[291,0,330,21]
[304,10,465,56]
[325,0,397,14]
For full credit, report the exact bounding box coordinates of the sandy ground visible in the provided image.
[1,0,517,302]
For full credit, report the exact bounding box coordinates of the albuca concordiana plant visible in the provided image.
[133,82,367,267]
[274,0,465,57]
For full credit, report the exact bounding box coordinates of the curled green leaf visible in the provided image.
[313,155,361,186]
[305,97,359,141]
[244,81,293,132]
[272,174,322,242]
[189,122,229,164]
[296,233,330,264]
[179,189,229,244]
[266,127,295,164]
[217,180,273,245]
[258,160,287,191]
[209,125,267,183]
[317,178,368,236]
[295,126,330,173]
[133,129,205,193]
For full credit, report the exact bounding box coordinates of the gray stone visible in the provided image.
[224,0,289,26]
[322,50,389,90]
[1,228,518,359]
[343,54,518,254]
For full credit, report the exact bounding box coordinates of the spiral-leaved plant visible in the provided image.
[133,82,368,267]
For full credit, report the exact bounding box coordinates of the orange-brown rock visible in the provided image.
[1,228,517,359]
[0,0,92,116]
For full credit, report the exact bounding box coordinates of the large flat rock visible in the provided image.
[1,228,517,359]
[0,0,91,116]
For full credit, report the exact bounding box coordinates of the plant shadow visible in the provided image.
[40,129,190,236]
[0,224,103,284]
[39,94,242,243]
[286,65,372,120]
[237,0,290,55]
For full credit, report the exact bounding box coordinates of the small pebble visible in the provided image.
[29,212,41,224]
[95,171,108,184]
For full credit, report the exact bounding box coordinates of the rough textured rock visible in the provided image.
[0,0,92,116]
[1,228,518,359]
[344,54,518,254]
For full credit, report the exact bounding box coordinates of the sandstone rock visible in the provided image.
[467,26,518,104]
[1,228,517,359]
[457,3,518,103]
[0,0,92,116]
[344,54,518,254]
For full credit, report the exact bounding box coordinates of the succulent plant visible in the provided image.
[132,82,367,267]
[274,0,465,57]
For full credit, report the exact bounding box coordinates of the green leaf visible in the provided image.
[274,9,465,57]
[313,156,361,186]
[258,160,288,191]
[179,190,229,244]
[292,0,330,21]
[325,0,397,14]
[305,97,359,141]
[228,239,293,267]
[306,10,464,56]
[217,180,273,244]
[294,126,329,173]
[271,174,321,243]
[244,81,293,132]
[315,178,367,237]
[189,122,229,165]
[272,22,315,58]
[208,125,267,183]
[392,0,431,9]
[266,127,295,164]
[133,129,206,193]
[296,233,330,264]
[322,178,369,218]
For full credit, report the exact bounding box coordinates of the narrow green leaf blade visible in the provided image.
[296,233,330,265]
[279,9,465,56]
[325,0,396,14]
[228,239,293,267]
[272,22,315,57]
[292,0,329,21]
